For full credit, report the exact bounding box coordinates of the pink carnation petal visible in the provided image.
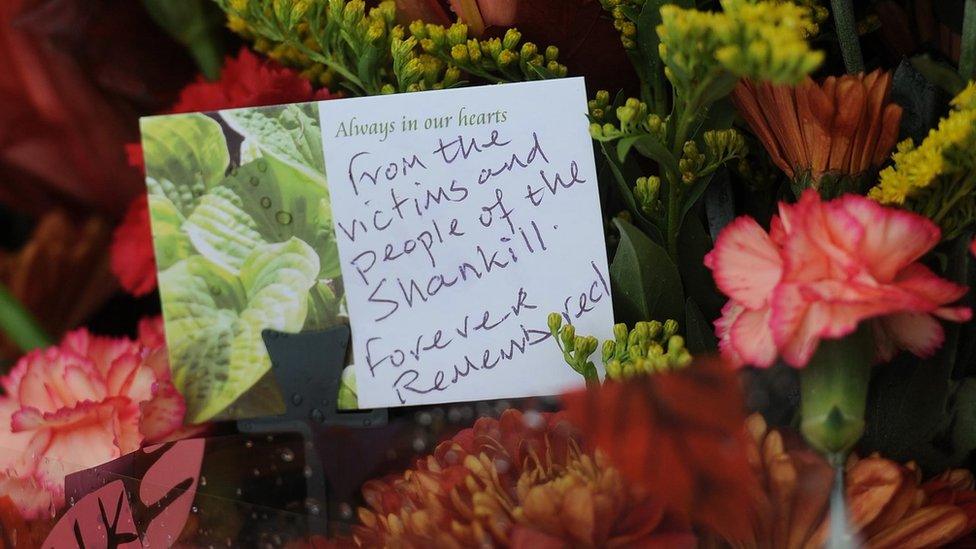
[139,382,188,443]
[729,306,778,368]
[705,216,783,309]
[935,306,973,322]
[878,312,945,358]
[0,399,34,471]
[894,263,969,308]
[715,301,744,367]
[137,316,166,349]
[34,410,124,487]
[0,474,58,520]
[871,319,899,363]
[837,194,941,281]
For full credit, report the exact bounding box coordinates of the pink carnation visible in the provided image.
[0,318,196,518]
[705,190,972,369]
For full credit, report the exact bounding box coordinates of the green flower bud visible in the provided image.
[602,340,616,363]
[450,44,469,63]
[446,22,468,45]
[520,42,538,59]
[408,20,427,38]
[442,66,461,87]
[497,49,517,67]
[547,312,563,334]
[663,319,679,339]
[545,45,559,62]
[606,359,622,380]
[560,324,576,349]
[503,28,522,50]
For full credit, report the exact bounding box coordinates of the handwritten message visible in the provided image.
[319,78,613,407]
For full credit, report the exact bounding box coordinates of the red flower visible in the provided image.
[167,47,338,114]
[0,0,196,216]
[561,358,759,541]
[113,48,337,296]
[111,194,155,297]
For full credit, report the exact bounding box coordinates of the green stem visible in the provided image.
[0,283,51,353]
[961,0,976,81]
[665,103,695,258]
[831,0,865,74]
[799,325,874,458]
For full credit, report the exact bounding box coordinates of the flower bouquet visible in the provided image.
[1,0,976,547]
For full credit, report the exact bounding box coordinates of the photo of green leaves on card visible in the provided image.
[141,103,344,423]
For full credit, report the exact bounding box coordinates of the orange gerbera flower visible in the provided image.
[733,70,902,188]
[727,414,976,548]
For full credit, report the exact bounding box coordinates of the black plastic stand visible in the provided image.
[236,325,388,534]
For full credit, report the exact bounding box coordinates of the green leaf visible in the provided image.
[147,195,194,270]
[635,1,665,79]
[677,213,724,320]
[222,104,326,179]
[861,351,954,474]
[610,217,684,325]
[160,238,320,423]
[616,134,679,179]
[184,186,266,274]
[304,281,344,331]
[141,114,229,216]
[222,157,341,279]
[141,0,226,79]
[684,297,716,354]
[598,141,665,245]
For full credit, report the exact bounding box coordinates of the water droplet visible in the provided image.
[252,468,261,477]
[493,458,511,474]
[210,286,222,296]
[260,196,272,208]
[191,505,199,513]
[199,475,207,486]
[266,435,274,442]
[249,176,260,186]
[412,437,426,452]
[235,488,243,496]
[280,448,295,462]
[309,408,325,423]
[291,393,303,406]
[305,498,321,516]
[245,440,254,449]
[275,211,293,225]
[522,410,545,430]
[339,502,353,519]
[257,160,268,172]
[416,411,432,426]
[303,465,313,478]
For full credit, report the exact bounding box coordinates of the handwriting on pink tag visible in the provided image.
[43,439,204,548]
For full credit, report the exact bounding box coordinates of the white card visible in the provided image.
[319,78,613,407]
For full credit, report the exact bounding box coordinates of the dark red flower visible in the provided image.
[111,194,155,297]
[0,0,196,217]
[561,358,759,541]
[167,47,338,114]
[113,47,337,296]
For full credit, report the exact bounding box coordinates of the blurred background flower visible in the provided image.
[0,211,114,362]
[0,0,199,217]
[351,409,695,547]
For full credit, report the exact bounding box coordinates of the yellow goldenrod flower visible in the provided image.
[657,0,822,96]
[870,82,976,239]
